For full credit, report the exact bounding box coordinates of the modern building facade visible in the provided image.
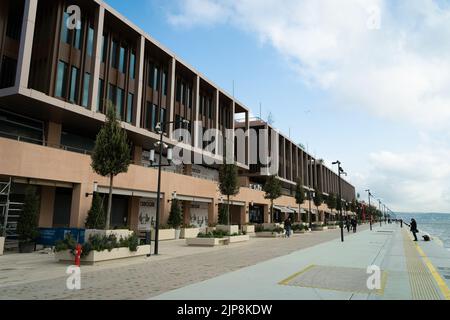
[0,0,355,246]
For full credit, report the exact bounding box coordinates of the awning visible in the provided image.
[273,205,295,213]
[176,195,213,204]
[97,187,162,199]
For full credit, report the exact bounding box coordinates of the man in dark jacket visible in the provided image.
[410,219,418,241]
[284,217,292,238]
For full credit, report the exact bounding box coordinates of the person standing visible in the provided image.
[352,218,357,233]
[284,217,292,238]
[400,219,403,228]
[346,218,351,233]
[410,218,418,241]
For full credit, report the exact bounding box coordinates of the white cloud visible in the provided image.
[166,0,450,212]
[167,0,450,128]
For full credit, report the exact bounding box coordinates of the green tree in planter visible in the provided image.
[168,198,182,229]
[218,164,240,226]
[326,193,337,221]
[218,205,228,225]
[313,188,323,222]
[263,175,282,223]
[294,178,305,222]
[17,186,40,244]
[91,103,131,230]
[85,193,106,229]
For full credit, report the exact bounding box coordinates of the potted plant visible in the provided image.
[168,198,182,239]
[17,186,40,253]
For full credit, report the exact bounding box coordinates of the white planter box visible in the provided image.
[216,225,239,234]
[181,228,200,239]
[256,232,284,238]
[262,223,284,231]
[186,237,228,247]
[242,225,255,234]
[85,229,133,242]
[55,245,151,265]
[312,226,328,231]
[0,237,4,256]
[151,229,176,241]
[227,235,250,243]
[206,227,216,233]
[294,230,306,234]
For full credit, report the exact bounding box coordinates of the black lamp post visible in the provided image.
[332,160,346,243]
[149,119,189,255]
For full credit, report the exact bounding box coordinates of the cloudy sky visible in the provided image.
[107,0,450,213]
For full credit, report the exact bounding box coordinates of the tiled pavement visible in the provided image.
[0,226,364,300]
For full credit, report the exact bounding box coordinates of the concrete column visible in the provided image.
[282,138,286,178]
[245,111,249,166]
[208,200,217,225]
[70,183,91,228]
[15,0,38,89]
[160,196,168,225]
[264,204,270,223]
[90,6,105,111]
[168,57,176,139]
[135,35,145,128]
[133,145,142,165]
[128,197,140,232]
[45,121,62,148]
[214,88,220,155]
[183,201,191,226]
[39,186,55,227]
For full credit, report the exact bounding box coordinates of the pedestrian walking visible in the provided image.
[284,217,292,238]
[346,218,351,233]
[410,218,418,241]
[352,218,357,233]
[400,219,403,228]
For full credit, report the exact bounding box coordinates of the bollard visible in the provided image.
[74,244,82,267]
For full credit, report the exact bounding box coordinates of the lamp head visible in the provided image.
[155,123,162,133]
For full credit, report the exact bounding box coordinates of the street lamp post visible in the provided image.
[149,119,188,255]
[365,189,372,231]
[332,160,346,243]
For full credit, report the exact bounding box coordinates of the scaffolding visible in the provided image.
[0,178,23,250]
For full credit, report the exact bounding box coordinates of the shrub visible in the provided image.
[85,194,106,229]
[17,186,40,243]
[167,198,182,229]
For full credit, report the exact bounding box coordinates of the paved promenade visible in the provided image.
[154,224,450,300]
[0,226,363,300]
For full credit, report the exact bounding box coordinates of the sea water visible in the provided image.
[396,213,450,250]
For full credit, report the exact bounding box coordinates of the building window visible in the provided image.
[60,12,71,44]
[119,46,126,74]
[82,73,91,108]
[116,88,124,119]
[162,71,167,95]
[73,23,83,50]
[69,66,79,103]
[151,104,158,131]
[108,84,117,106]
[127,93,134,123]
[0,56,17,89]
[152,66,159,90]
[87,26,95,56]
[160,108,166,125]
[180,82,185,105]
[56,61,68,98]
[130,52,136,79]
[101,34,107,63]
[209,98,213,119]
[187,86,191,109]
[176,78,181,101]
[110,40,118,69]
[6,1,23,40]
[97,79,104,112]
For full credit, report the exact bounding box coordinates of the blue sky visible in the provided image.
[106,0,450,213]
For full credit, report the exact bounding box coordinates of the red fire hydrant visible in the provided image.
[74,244,82,267]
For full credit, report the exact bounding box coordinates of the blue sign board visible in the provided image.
[37,228,85,246]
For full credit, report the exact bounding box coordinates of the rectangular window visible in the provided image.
[127,93,134,123]
[187,87,191,108]
[108,84,116,105]
[69,67,79,103]
[87,26,95,56]
[119,46,126,73]
[200,96,204,116]
[160,108,166,125]
[6,2,23,40]
[82,73,91,108]
[153,66,159,90]
[60,12,70,44]
[97,79,104,112]
[180,82,184,105]
[130,52,136,79]
[0,56,17,89]
[56,61,68,98]
[205,98,209,117]
[162,71,167,95]
[116,88,124,119]
[73,23,83,50]
[111,40,118,68]
[176,78,181,101]
[145,102,152,130]
[209,98,213,118]
[101,34,107,63]
[151,104,158,131]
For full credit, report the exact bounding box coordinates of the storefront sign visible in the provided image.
[138,198,156,231]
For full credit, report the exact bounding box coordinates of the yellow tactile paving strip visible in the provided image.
[402,230,442,300]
